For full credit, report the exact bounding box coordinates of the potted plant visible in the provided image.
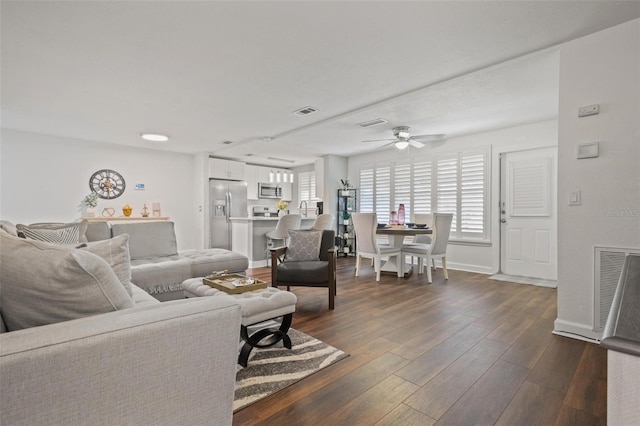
[340,179,351,196]
[342,211,351,225]
[82,192,99,217]
[276,199,289,216]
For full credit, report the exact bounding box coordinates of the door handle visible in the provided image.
[500,218,507,223]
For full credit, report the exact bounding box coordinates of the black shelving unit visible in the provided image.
[337,189,357,257]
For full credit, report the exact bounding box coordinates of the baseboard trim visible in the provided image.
[554,319,602,343]
[489,273,557,288]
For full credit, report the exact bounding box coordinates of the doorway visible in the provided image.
[499,147,558,281]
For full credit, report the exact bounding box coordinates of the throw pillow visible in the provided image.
[80,234,134,297]
[285,229,323,262]
[0,232,134,331]
[16,220,89,244]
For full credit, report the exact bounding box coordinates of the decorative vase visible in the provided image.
[398,204,405,225]
[85,207,96,218]
[390,210,398,225]
[341,190,350,196]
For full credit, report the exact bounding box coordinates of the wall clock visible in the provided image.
[89,169,126,199]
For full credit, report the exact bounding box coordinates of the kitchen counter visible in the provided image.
[230,217,317,267]
[231,216,318,221]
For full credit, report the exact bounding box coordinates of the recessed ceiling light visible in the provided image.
[141,133,169,142]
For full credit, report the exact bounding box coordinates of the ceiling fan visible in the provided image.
[362,126,445,150]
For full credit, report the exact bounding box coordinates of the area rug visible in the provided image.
[234,328,349,412]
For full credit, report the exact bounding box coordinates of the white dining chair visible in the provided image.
[404,213,433,267]
[265,214,301,266]
[310,213,334,230]
[352,212,403,281]
[401,212,453,283]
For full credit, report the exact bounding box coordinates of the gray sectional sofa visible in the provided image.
[0,221,243,425]
[86,221,249,301]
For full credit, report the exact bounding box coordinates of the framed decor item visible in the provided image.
[89,169,126,200]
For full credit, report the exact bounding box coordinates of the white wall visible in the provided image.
[0,129,200,249]
[555,19,640,341]
[347,119,558,274]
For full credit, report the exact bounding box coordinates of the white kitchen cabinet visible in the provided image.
[245,165,258,200]
[209,157,245,180]
[280,182,292,201]
[257,166,271,184]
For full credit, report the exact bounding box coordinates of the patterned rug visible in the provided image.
[233,328,349,412]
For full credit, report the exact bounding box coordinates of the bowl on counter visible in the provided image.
[377,223,387,229]
[414,224,428,229]
[405,222,415,227]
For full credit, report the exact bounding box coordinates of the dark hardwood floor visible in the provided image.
[233,257,607,426]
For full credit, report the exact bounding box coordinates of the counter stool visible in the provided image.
[183,277,297,367]
[265,214,301,266]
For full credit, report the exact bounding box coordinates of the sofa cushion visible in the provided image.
[285,229,322,262]
[16,221,88,244]
[80,234,134,297]
[0,232,134,331]
[0,220,18,237]
[85,221,111,242]
[111,222,178,259]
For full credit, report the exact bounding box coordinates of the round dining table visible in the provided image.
[376,226,433,277]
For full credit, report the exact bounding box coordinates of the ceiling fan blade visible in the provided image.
[409,139,425,148]
[411,133,446,141]
[362,138,396,143]
[377,142,396,149]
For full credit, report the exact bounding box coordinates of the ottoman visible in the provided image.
[183,277,297,367]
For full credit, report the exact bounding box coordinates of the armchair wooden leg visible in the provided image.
[426,257,433,283]
[355,255,361,276]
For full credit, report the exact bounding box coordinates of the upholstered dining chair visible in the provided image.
[265,214,301,266]
[351,212,403,281]
[310,213,334,230]
[271,229,337,309]
[405,213,433,267]
[401,212,453,283]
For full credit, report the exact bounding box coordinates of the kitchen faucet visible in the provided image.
[299,200,308,217]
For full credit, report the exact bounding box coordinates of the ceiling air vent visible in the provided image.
[357,118,388,128]
[221,140,234,145]
[293,106,318,116]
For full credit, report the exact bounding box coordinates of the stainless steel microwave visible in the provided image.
[258,183,282,199]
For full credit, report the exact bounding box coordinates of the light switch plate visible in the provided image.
[577,142,599,159]
[569,190,581,206]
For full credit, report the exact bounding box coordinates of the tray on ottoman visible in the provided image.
[203,273,268,294]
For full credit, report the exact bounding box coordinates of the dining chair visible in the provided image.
[310,213,334,230]
[265,214,302,266]
[401,212,453,283]
[405,213,433,267]
[352,212,403,281]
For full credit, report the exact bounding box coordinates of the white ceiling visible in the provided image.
[2,1,639,167]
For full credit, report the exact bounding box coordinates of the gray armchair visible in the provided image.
[270,230,337,309]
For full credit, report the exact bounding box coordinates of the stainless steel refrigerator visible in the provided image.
[209,178,248,250]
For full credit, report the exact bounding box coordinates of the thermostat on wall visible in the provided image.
[577,142,599,159]
[135,183,145,190]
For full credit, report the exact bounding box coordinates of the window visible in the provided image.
[358,147,489,241]
[297,171,316,202]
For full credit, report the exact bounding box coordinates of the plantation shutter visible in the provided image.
[298,171,316,202]
[460,151,485,236]
[436,154,458,231]
[394,162,411,221]
[375,165,391,224]
[359,167,374,213]
[413,160,432,217]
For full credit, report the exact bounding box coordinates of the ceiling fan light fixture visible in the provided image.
[395,141,410,150]
[397,131,410,138]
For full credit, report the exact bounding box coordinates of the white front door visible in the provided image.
[500,147,557,280]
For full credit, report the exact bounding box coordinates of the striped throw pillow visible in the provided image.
[17,221,88,245]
